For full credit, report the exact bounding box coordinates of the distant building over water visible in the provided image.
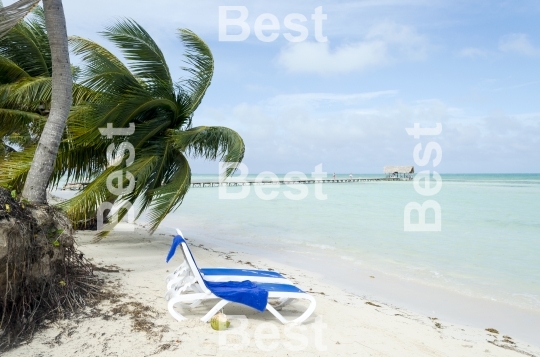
[383,166,414,180]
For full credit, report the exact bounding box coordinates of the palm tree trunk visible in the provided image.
[21,0,72,204]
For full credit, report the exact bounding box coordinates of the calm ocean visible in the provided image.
[159,173,540,312]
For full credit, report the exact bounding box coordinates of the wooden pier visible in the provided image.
[190,177,407,188]
[62,177,411,191]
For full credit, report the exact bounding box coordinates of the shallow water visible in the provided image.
[158,173,540,312]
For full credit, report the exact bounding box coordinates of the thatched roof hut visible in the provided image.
[383,166,414,174]
[384,166,414,180]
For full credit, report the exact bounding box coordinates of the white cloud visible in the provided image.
[458,47,488,58]
[365,22,428,60]
[498,33,540,57]
[194,92,540,173]
[269,90,398,108]
[277,41,387,74]
[277,22,429,74]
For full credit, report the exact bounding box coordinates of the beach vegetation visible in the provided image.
[3,0,73,205]
[0,1,103,351]
[1,15,244,233]
[0,3,91,191]
[59,19,245,233]
[0,1,244,349]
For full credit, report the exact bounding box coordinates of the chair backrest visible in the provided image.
[176,229,211,294]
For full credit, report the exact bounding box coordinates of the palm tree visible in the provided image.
[1,2,83,347]
[60,19,244,233]
[0,0,73,204]
[0,5,89,191]
[19,0,72,203]
[1,14,243,233]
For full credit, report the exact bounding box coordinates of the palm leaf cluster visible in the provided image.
[0,14,245,233]
[0,6,91,188]
[0,0,40,38]
[0,5,50,174]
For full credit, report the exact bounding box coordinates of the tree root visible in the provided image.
[0,188,103,352]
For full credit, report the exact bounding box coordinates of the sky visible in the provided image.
[8,0,540,173]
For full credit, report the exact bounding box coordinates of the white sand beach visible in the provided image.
[5,227,540,357]
[2,0,540,355]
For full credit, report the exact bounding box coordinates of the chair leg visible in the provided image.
[165,288,202,307]
[265,295,317,325]
[200,299,230,322]
[168,293,209,322]
[272,298,292,311]
[165,276,197,301]
[266,303,289,324]
[290,296,317,324]
[167,274,192,291]
[169,295,315,325]
[166,262,189,283]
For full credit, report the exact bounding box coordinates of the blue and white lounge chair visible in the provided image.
[165,230,294,294]
[165,231,316,324]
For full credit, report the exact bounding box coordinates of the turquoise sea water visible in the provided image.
[158,174,540,311]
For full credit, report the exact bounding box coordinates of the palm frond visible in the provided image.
[50,141,110,188]
[0,76,51,111]
[101,19,172,89]
[0,108,45,137]
[26,4,45,28]
[57,166,118,223]
[177,29,214,114]
[119,154,160,219]
[0,55,28,84]
[145,151,191,232]
[169,125,245,164]
[0,10,49,76]
[73,95,178,143]
[21,5,50,69]
[72,82,100,105]
[69,36,141,95]
[0,0,40,39]
[0,144,35,191]
[78,155,160,240]
[126,116,171,149]
[115,96,179,128]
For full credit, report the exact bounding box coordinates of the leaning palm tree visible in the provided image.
[0,0,73,204]
[58,19,244,233]
[1,1,94,349]
[0,5,89,190]
[20,0,72,203]
[1,16,244,233]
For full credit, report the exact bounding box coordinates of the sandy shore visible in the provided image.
[5,227,540,357]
